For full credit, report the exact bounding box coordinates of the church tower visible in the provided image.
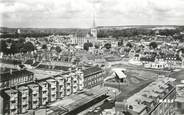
[90,0,97,40]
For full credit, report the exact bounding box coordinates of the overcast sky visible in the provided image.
[0,0,184,28]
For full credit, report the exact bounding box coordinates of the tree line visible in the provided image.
[97,28,184,41]
[0,38,35,55]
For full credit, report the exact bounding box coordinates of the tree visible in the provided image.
[94,44,99,49]
[56,46,62,53]
[104,43,111,49]
[126,42,133,48]
[42,44,47,50]
[22,42,35,52]
[149,42,158,49]
[1,40,8,54]
[83,42,93,51]
[118,40,123,47]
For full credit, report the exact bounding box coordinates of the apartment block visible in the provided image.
[3,89,18,115]
[55,76,65,99]
[46,79,57,102]
[76,69,84,91]
[39,81,49,106]
[28,84,40,109]
[71,73,78,93]
[18,86,29,114]
[65,75,72,96]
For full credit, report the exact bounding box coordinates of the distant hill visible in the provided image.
[0,27,90,35]
[1,25,184,34]
[1,25,184,39]
[97,25,184,30]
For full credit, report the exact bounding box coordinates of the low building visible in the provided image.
[112,68,127,83]
[144,61,167,69]
[115,77,176,115]
[0,59,22,69]
[82,66,104,89]
[28,84,40,109]
[18,86,29,114]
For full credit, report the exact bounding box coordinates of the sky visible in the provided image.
[0,0,184,28]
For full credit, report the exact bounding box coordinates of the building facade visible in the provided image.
[0,69,34,90]
[3,89,18,115]
[28,84,40,109]
[55,76,65,99]
[46,79,57,102]
[18,86,29,114]
[39,81,49,106]
[65,75,72,96]
[83,66,104,89]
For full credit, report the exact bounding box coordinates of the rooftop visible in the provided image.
[126,77,176,114]
[0,59,22,65]
[30,69,61,80]
[82,66,103,78]
[0,69,34,82]
[112,68,127,79]
[36,64,73,71]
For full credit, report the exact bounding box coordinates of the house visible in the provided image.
[112,68,127,83]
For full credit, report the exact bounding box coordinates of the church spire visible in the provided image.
[90,0,97,40]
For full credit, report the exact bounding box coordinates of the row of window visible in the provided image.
[0,75,34,89]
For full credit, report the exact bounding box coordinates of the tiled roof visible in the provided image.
[32,62,40,67]
[36,64,73,71]
[0,68,17,74]
[0,69,34,82]
[0,59,22,65]
[140,57,155,62]
[82,66,103,78]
